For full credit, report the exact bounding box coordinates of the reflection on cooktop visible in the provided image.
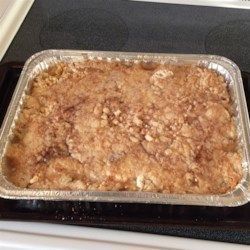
[40,8,129,50]
[205,20,250,67]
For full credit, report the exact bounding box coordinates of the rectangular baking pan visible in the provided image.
[0,50,249,206]
[1,61,250,247]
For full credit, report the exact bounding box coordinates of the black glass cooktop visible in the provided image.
[3,0,250,72]
[1,0,250,245]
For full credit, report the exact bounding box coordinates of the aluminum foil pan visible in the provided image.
[0,50,249,206]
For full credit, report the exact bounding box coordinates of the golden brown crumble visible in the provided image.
[3,59,242,194]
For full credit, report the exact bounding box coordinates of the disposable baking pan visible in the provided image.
[0,50,249,206]
[1,62,250,245]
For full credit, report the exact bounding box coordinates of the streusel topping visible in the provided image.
[4,60,242,194]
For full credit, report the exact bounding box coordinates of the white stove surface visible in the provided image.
[0,0,13,22]
[0,221,248,250]
[0,0,33,61]
[133,0,250,9]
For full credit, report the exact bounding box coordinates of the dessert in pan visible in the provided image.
[4,58,242,194]
[0,51,249,206]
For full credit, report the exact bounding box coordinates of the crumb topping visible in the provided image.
[4,60,242,194]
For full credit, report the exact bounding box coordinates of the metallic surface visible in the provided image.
[0,50,249,206]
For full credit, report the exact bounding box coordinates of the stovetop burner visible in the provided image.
[0,62,249,244]
[40,8,129,51]
[3,0,250,71]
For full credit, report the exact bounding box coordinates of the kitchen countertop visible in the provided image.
[1,0,250,245]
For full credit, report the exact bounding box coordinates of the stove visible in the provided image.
[1,0,250,245]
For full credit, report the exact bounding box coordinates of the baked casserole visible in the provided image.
[3,60,242,194]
